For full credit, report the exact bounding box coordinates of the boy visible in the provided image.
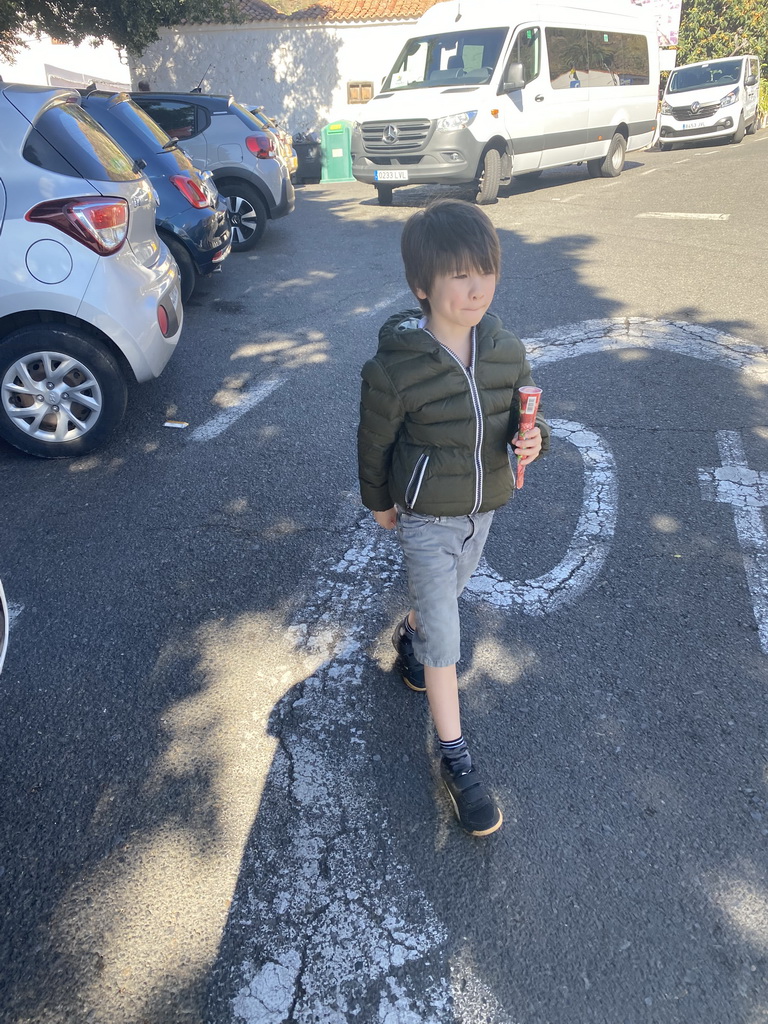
[357,198,548,837]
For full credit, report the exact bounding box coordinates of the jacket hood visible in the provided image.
[377,309,503,355]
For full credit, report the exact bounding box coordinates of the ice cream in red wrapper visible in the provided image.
[515,386,542,490]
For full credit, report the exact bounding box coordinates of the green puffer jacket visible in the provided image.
[358,310,550,517]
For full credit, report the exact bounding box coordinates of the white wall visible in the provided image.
[132,20,418,132]
[0,34,129,90]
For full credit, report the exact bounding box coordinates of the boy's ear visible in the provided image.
[415,286,428,300]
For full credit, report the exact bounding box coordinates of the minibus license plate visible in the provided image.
[682,120,707,130]
[375,170,409,181]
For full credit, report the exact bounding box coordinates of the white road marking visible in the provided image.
[674,158,690,164]
[190,378,285,442]
[467,420,617,614]
[359,289,412,317]
[698,431,768,653]
[636,212,730,221]
[551,193,584,203]
[227,511,459,1023]
[641,168,658,175]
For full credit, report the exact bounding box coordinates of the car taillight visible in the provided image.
[26,197,129,255]
[170,174,211,209]
[246,132,275,159]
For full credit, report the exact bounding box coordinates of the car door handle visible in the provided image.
[535,94,545,102]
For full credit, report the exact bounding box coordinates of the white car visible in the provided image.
[659,55,761,149]
[0,84,183,458]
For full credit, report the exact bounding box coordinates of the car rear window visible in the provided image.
[97,97,197,172]
[24,101,141,182]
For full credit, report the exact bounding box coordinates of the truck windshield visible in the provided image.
[382,27,507,90]
[667,59,743,94]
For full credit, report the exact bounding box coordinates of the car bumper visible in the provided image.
[78,246,183,383]
[271,171,295,219]
[658,114,736,142]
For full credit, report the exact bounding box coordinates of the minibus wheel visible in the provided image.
[476,149,500,204]
[588,132,627,178]
[731,113,746,144]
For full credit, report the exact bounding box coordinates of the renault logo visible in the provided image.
[691,100,700,113]
[382,124,399,144]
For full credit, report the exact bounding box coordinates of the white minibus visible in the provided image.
[351,0,659,204]
[658,55,760,149]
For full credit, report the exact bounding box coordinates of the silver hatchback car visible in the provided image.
[0,84,183,458]
[131,92,295,251]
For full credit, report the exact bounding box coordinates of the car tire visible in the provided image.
[659,141,674,152]
[161,233,196,304]
[376,185,394,206]
[476,148,501,204]
[731,113,746,144]
[218,182,268,251]
[0,325,127,459]
[745,116,757,136]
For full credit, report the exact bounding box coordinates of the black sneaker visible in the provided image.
[391,617,426,692]
[440,757,503,836]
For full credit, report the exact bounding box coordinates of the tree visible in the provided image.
[677,0,768,68]
[0,0,240,61]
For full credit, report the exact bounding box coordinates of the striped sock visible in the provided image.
[439,735,472,773]
[403,616,416,638]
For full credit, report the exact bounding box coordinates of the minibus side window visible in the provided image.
[505,27,541,86]
[586,31,650,87]
[546,27,589,89]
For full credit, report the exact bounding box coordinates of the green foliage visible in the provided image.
[677,0,768,69]
[0,0,241,59]
[760,78,768,113]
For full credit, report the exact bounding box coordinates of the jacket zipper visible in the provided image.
[405,452,430,510]
[425,325,484,514]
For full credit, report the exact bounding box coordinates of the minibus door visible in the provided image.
[539,26,589,166]
[500,25,545,173]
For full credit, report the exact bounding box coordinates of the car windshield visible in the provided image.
[667,59,743,94]
[382,27,507,91]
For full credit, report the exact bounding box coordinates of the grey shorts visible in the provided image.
[395,508,495,668]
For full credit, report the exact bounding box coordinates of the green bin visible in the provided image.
[321,120,355,182]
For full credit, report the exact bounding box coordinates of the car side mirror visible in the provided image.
[745,74,758,87]
[500,62,525,94]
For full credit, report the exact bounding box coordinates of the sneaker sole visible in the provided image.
[443,782,503,837]
[402,673,426,693]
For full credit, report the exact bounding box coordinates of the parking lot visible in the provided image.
[2,132,768,1023]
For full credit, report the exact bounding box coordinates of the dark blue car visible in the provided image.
[81,90,231,302]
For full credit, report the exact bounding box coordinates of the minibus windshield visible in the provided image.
[667,59,743,94]
[382,27,507,91]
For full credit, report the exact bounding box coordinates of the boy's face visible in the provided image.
[416,268,497,341]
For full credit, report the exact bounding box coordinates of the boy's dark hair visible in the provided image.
[400,198,501,314]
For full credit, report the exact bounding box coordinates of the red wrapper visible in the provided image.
[515,386,542,489]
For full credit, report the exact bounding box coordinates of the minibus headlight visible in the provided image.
[720,87,739,107]
[660,100,673,115]
[436,110,477,132]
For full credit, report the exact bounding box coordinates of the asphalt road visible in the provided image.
[2,131,768,1024]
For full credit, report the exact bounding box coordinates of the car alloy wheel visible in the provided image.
[0,325,127,458]
[219,182,267,251]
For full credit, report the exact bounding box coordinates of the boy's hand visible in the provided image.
[512,426,542,466]
[373,507,397,530]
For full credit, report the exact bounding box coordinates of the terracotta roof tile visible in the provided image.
[202,0,437,23]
